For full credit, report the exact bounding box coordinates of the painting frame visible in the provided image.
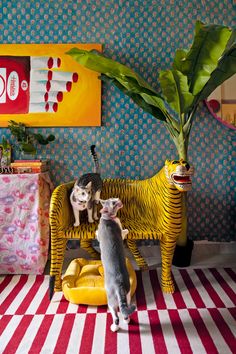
[0,43,102,127]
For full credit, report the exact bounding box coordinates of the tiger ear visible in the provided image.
[85,181,92,189]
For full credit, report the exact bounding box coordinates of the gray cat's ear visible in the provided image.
[85,181,92,189]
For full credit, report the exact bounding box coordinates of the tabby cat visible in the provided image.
[70,145,102,226]
[96,197,136,332]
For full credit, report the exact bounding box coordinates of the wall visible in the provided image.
[0,0,235,242]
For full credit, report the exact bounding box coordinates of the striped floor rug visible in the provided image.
[0,268,235,354]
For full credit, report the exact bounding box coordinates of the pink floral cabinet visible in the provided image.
[0,172,53,274]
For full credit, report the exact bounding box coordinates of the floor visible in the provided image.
[45,241,236,275]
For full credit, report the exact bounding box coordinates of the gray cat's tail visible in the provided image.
[90,144,100,174]
[117,290,136,317]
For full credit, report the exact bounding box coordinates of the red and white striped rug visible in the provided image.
[0,268,235,354]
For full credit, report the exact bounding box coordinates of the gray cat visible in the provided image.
[96,197,136,332]
[70,145,102,226]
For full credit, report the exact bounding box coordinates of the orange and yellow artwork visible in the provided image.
[0,43,101,127]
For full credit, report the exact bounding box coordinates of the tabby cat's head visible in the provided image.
[165,159,194,192]
[100,198,123,218]
[73,181,92,202]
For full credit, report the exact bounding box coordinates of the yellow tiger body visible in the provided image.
[49,159,194,296]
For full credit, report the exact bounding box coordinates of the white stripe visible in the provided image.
[66,314,86,354]
[15,315,44,354]
[117,321,130,354]
[137,310,156,354]
[67,301,80,313]
[162,292,177,309]
[199,308,232,354]
[178,309,207,354]
[188,269,215,307]
[172,269,196,308]
[0,275,6,285]
[26,277,48,314]
[5,276,36,314]
[218,308,236,337]
[0,315,22,352]
[87,305,98,313]
[142,271,156,310]
[159,310,181,354]
[203,269,235,307]
[91,313,107,354]
[216,268,236,293]
[46,291,64,314]
[40,314,65,353]
[0,275,21,303]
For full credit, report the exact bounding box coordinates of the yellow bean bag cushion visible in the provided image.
[62,258,137,305]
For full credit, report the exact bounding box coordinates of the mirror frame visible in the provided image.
[204,100,236,131]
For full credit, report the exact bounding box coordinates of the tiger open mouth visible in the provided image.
[172,174,192,184]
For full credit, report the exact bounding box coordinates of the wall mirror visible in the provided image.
[205,74,236,130]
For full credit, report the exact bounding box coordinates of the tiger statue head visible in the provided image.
[164,159,194,192]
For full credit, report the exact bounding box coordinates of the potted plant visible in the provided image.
[66,21,236,265]
[8,120,55,157]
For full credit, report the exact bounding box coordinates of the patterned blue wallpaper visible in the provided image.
[0,0,235,241]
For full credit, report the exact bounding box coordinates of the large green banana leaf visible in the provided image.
[66,48,169,122]
[176,21,232,96]
[159,69,194,115]
[197,43,236,102]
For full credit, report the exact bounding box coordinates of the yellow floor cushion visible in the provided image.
[62,258,137,305]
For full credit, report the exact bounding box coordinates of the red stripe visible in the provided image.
[0,275,28,314]
[229,307,236,320]
[149,270,166,309]
[194,269,225,307]
[135,271,147,310]
[180,270,205,308]
[97,305,107,313]
[0,275,13,294]
[209,268,236,304]
[0,315,12,336]
[104,313,117,354]
[53,314,76,353]
[171,275,186,309]
[77,304,88,313]
[188,309,218,354]
[208,308,236,353]
[35,289,50,314]
[15,275,44,315]
[56,295,69,314]
[28,314,54,354]
[168,309,192,354]
[2,315,34,354]
[128,311,142,354]
[224,267,236,282]
[79,314,96,354]
[148,310,168,354]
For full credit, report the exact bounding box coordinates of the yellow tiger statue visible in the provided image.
[49,159,194,297]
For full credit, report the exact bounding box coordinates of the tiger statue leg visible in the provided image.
[159,238,176,293]
[80,239,101,259]
[49,237,67,298]
[126,239,148,270]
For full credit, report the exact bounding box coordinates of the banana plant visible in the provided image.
[67,21,236,246]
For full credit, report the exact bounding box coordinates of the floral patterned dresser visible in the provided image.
[0,172,53,274]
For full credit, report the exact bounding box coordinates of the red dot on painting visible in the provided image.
[72,72,79,82]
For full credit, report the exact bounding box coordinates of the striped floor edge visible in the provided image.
[0,267,235,354]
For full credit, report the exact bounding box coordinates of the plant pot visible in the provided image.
[172,238,194,267]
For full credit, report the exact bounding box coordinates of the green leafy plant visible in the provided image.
[67,21,236,248]
[8,120,55,155]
